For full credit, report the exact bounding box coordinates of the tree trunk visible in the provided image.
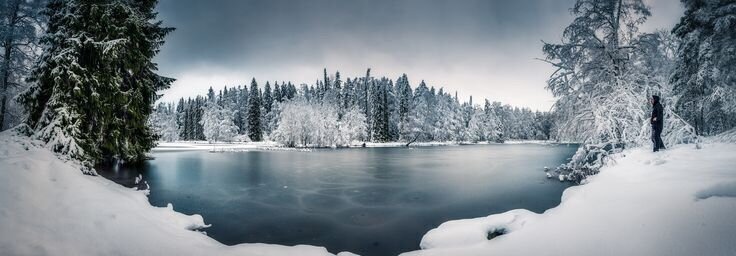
[363,68,370,139]
[405,135,418,147]
[0,44,12,130]
[0,0,21,130]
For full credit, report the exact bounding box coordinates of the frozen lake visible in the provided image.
[100,143,577,256]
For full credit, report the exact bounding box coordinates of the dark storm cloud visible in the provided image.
[154,0,683,110]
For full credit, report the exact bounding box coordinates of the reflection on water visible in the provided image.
[99,143,577,256]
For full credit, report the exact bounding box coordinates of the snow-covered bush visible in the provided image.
[149,103,179,142]
[336,106,367,146]
[550,142,622,182]
[271,99,366,147]
[200,101,238,143]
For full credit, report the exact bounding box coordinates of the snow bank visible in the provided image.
[404,143,736,256]
[500,140,556,145]
[418,209,537,249]
[707,128,736,144]
[0,132,353,256]
[153,140,279,152]
[155,140,565,152]
[360,141,461,147]
[360,140,561,147]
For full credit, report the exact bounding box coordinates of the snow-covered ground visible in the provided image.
[0,133,355,256]
[361,141,460,147]
[500,140,554,144]
[154,140,466,151]
[154,141,281,152]
[3,129,734,256]
[403,143,736,256]
[153,139,560,152]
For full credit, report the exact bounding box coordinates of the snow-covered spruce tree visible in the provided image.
[1,0,47,130]
[487,101,506,141]
[21,0,173,171]
[464,101,502,143]
[671,0,736,136]
[542,0,652,181]
[263,81,272,115]
[200,97,221,143]
[237,85,249,134]
[178,99,189,139]
[199,88,239,143]
[465,107,486,143]
[342,77,355,109]
[280,82,289,101]
[321,69,339,109]
[260,82,274,136]
[232,86,243,134]
[247,78,262,141]
[192,96,206,140]
[533,111,554,140]
[217,103,238,142]
[283,82,293,101]
[371,78,390,142]
[402,80,433,144]
[396,74,413,136]
[386,79,400,141]
[273,83,282,103]
[333,71,343,111]
[432,90,456,141]
[359,69,371,140]
[181,98,197,140]
[484,100,503,141]
[175,97,185,138]
[450,91,467,141]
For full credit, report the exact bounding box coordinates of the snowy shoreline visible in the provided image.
[402,143,736,256]
[3,130,734,256]
[0,132,356,256]
[152,139,571,153]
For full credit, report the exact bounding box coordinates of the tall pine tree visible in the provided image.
[21,0,174,170]
[247,78,263,141]
[263,81,273,114]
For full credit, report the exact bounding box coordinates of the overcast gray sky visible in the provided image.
[154,0,684,111]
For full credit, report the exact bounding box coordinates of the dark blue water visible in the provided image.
[99,143,577,256]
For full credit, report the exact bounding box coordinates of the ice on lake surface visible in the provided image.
[99,143,577,256]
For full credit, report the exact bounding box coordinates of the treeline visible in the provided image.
[151,69,554,146]
[168,81,298,141]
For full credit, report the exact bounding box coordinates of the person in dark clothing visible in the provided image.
[650,95,666,152]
